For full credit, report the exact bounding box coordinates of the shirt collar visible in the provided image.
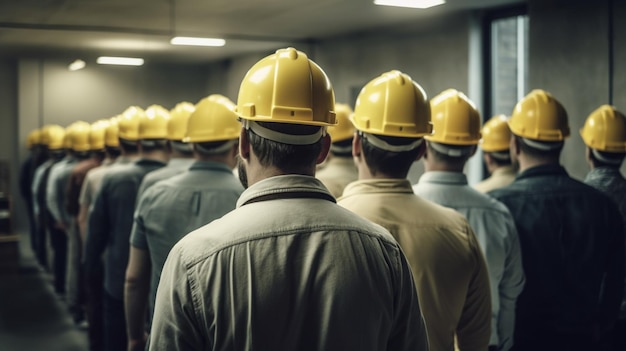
[237,175,335,208]
[516,164,567,180]
[418,171,468,185]
[166,157,194,168]
[342,178,414,196]
[586,166,623,179]
[189,160,234,174]
[492,165,516,177]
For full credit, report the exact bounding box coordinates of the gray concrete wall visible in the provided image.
[527,0,625,179]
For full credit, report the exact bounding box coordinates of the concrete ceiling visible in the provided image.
[0,0,524,64]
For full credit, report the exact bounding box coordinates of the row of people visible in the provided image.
[20,47,626,351]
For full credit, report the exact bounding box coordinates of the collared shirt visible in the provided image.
[136,157,195,198]
[46,156,78,226]
[474,166,516,193]
[316,156,358,198]
[130,160,244,318]
[86,158,165,300]
[489,164,625,341]
[150,175,428,351]
[414,171,525,350]
[584,166,626,319]
[340,178,491,351]
[79,156,133,208]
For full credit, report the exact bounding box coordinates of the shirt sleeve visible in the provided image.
[387,244,430,351]
[149,244,204,351]
[130,190,152,250]
[497,215,525,351]
[456,224,492,351]
[85,177,110,275]
[46,166,63,223]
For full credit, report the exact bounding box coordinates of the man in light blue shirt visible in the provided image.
[125,95,243,351]
[413,89,525,351]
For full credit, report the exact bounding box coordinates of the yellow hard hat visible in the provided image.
[63,123,77,150]
[509,89,570,141]
[580,104,626,153]
[118,106,144,141]
[69,121,92,152]
[237,47,336,127]
[89,120,109,151]
[328,103,355,142]
[352,70,431,138]
[105,116,120,147]
[139,104,170,139]
[47,125,66,150]
[480,114,512,152]
[27,129,41,148]
[168,102,195,141]
[184,94,240,143]
[426,89,481,145]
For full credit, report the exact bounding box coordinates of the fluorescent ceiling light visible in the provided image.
[68,59,85,71]
[170,37,226,47]
[374,0,445,9]
[96,56,144,66]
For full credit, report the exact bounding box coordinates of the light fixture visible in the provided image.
[170,36,226,47]
[96,56,144,66]
[374,0,445,9]
[68,59,86,71]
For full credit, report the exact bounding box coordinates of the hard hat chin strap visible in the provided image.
[242,120,326,145]
[361,132,423,152]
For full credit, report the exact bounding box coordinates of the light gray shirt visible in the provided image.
[136,157,195,199]
[150,175,428,351]
[46,156,77,226]
[414,171,525,350]
[32,159,54,217]
[130,160,243,318]
[79,156,133,208]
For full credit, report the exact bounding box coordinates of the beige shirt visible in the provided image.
[150,175,428,351]
[473,166,516,193]
[316,156,358,198]
[339,179,492,351]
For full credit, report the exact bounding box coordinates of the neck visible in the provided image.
[140,149,168,163]
[518,155,557,173]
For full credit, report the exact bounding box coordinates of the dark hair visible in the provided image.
[487,151,511,166]
[330,138,353,157]
[194,140,235,157]
[515,135,562,158]
[106,146,121,158]
[361,134,421,178]
[139,139,168,152]
[119,138,139,153]
[426,141,473,168]
[590,149,625,168]
[247,122,323,173]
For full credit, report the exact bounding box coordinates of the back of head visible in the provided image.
[509,89,570,156]
[352,70,432,177]
[480,114,512,164]
[426,89,480,163]
[236,47,336,171]
[580,104,626,166]
[184,94,239,156]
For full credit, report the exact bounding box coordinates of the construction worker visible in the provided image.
[488,90,624,351]
[20,129,41,257]
[316,103,358,197]
[474,114,517,193]
[580,104,626,350]
[65,120,108,327]
[86,105,167,351]
[31,125,65,269]
[136,101,195,197]
[46,121,91,297]
[125,95,244,351]
[338,72,491,351]
[78,114,128,351]
[412,89,524,351]
[149,48,428,351]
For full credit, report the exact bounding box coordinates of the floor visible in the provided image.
[0,233,89,351]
